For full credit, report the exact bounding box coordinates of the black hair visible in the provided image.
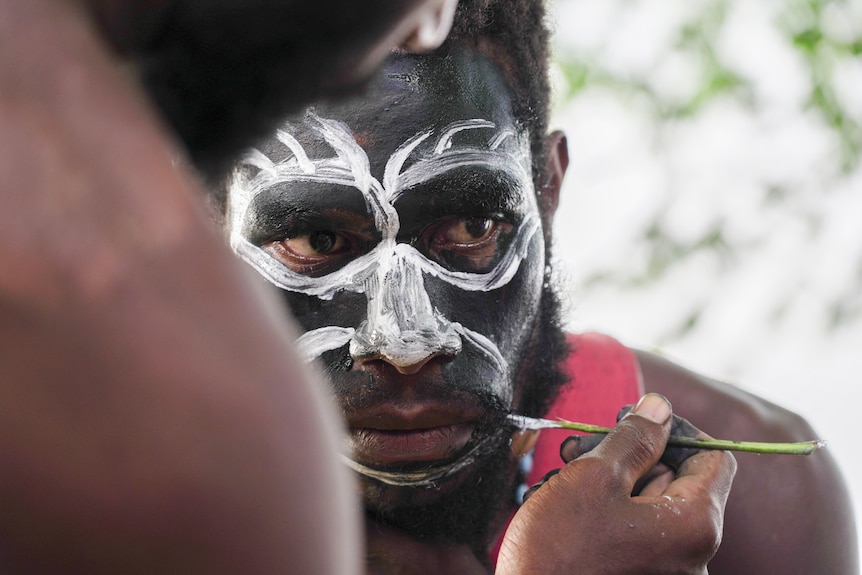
[135,0,437,182]
[446,0,566,420]
[446,0,552,181]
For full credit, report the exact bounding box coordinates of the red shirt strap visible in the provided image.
[527,332,644,486]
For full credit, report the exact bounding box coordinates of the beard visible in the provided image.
[362,278,570,555]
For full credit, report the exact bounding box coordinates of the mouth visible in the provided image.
[349,423,477,467]
[343,404,505,485]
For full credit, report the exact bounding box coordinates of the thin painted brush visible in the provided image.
[506,414,825,455]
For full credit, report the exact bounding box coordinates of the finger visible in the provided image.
[634,464,675,497]
[583,393,673,493]
[665,443,737,506]
[521,469,560,503]
[660,414,703,471]
[560,433,605,462]
[617,406,702,471]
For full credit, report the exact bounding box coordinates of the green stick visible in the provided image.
[506,414,825,455]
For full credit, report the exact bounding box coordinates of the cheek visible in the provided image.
[429,233,545,357]
[280,290,367,333]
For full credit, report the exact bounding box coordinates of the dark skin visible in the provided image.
[0,0,455,573]
[515,129,857,574]
[226,51,737,574]
[534,124,858,573]
[638,351,859,574]
[233,46,856,572]
[6,1,728,574]
[81,0,459,179]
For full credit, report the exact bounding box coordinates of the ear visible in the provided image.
[538,130,568,232]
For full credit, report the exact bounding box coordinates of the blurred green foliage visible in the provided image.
[552,0,862,339]
[781,0,862,170]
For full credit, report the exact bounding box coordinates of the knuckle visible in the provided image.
[565,455,625,494]
[610,418,665,469]
[687,515,723,560]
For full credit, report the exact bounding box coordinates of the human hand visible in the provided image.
[556,405,704,483]
[496,394,736,575]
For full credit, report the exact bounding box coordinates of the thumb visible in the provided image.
[581,393,673,493]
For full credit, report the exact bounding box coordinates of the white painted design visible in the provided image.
[340,435,497,487]
[228,112,540,483]
[452,323,511,404]
[350,247,462,367]
[275,130,315,174]
[434,119,495,154]
[295,326,356,362]
[227,111,538,394]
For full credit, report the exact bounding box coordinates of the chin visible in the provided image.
[360,429,518,550]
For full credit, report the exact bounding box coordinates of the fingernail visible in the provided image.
[631,393,671,424]
[560,435,581,461]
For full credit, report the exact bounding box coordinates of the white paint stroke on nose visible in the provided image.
[350,243,462,367]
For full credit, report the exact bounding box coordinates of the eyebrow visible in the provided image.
[395,164,530,215]
[242,182,376,242]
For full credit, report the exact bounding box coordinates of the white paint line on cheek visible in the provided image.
[295,326,356,362]
[452,323,512,405]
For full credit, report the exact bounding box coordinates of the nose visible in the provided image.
[399,0,458,53]
[350,248,461,374]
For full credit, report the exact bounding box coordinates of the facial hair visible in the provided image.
[363,278,570,555]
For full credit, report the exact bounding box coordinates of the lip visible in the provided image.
[346,405,484,467]
[349,423,476,466]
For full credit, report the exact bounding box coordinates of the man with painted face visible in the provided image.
[1,0,458,573]
[224,1,858,573]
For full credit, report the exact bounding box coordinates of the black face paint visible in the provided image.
[227,48,569,548]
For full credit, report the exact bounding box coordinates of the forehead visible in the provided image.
[256,49,520,173]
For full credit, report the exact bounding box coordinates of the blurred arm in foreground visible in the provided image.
[0,0,455,572]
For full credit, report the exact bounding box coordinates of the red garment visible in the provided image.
[526,332,644,486]
[491,332,644,564]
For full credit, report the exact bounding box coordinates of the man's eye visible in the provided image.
[263,230,356,276]
[289,231,345,256]
[438,217,495,244]
[425,217,513,272]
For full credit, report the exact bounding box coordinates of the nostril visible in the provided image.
[352,350,452,375]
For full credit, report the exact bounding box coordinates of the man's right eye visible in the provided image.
[262,230,360,276]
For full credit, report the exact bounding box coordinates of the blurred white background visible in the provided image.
[549,0,862,558]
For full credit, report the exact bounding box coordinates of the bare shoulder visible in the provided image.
[635,349,859,575]
[635,349,813,441]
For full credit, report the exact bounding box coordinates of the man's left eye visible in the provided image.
[438,217,495,244]
[424,216,513,272]
[287,230,347,256]
[262,230,362,276]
